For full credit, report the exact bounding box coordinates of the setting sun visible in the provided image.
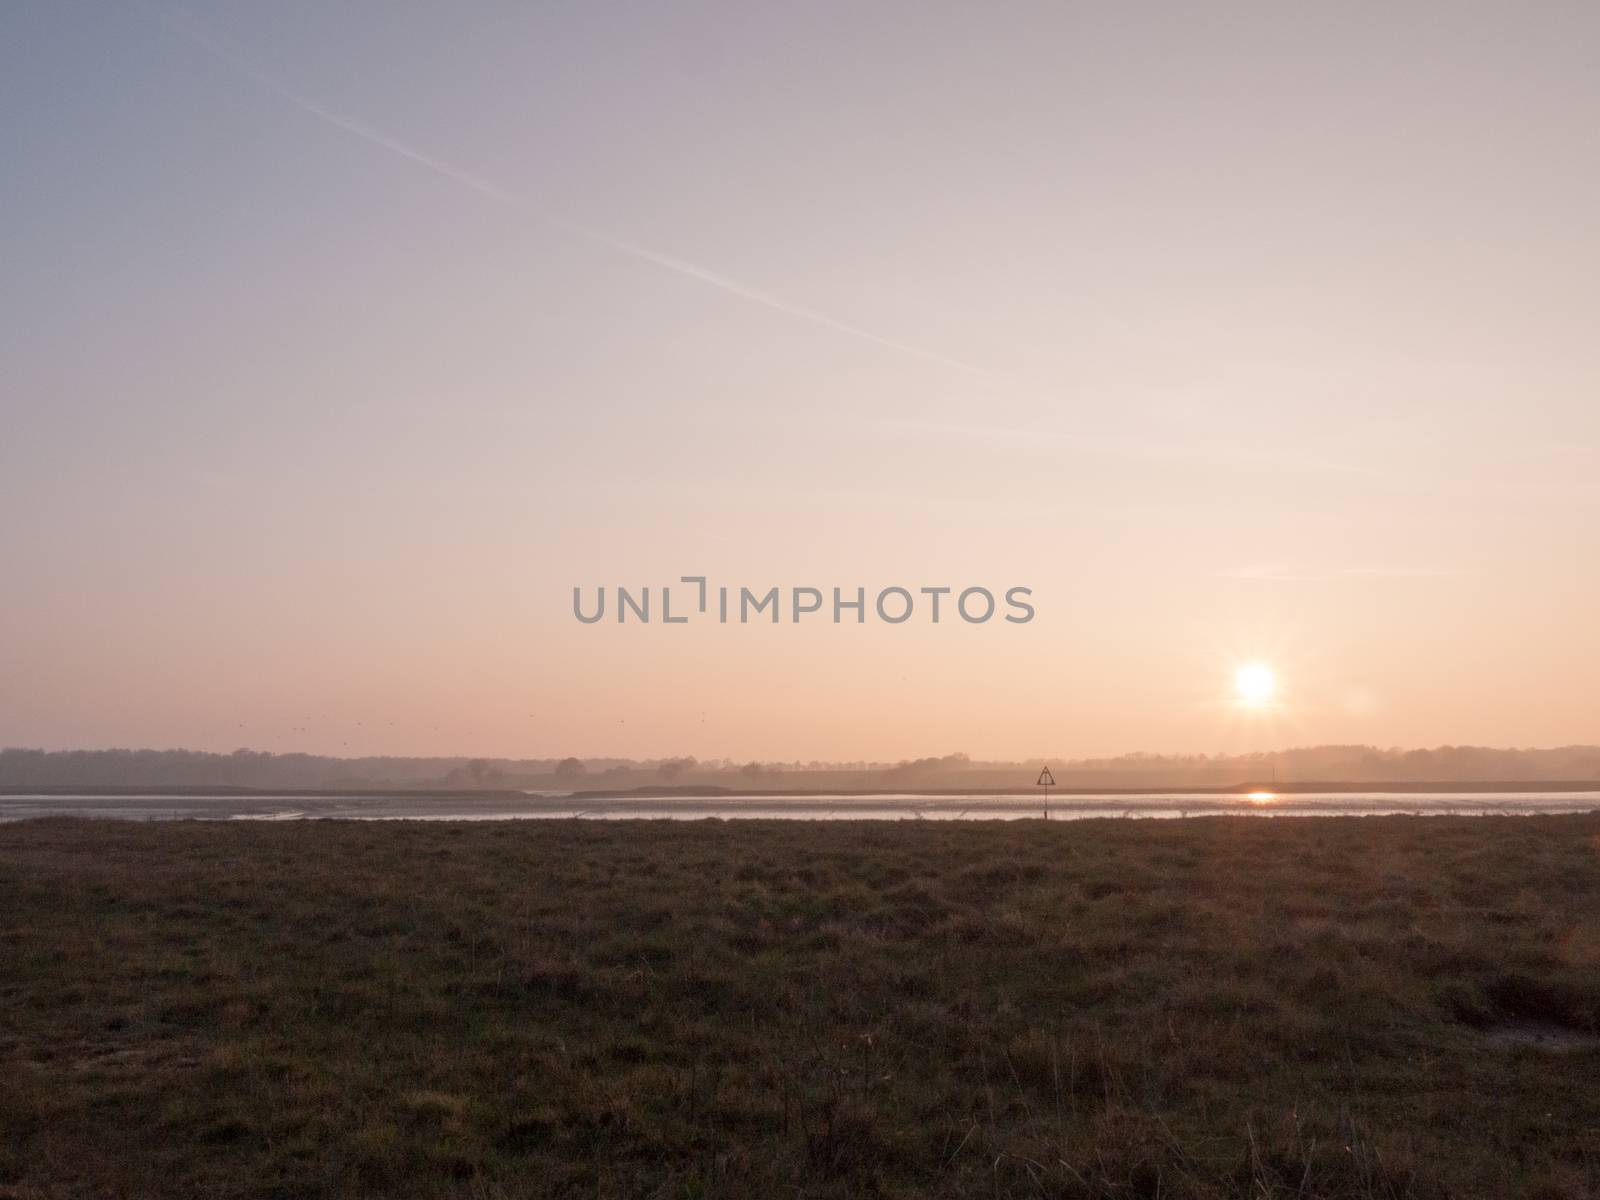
[1235,663,1277,706]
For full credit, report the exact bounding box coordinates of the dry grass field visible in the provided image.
[3,814,1599,1198]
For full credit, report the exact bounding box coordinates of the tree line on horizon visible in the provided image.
[3,744,1599,790]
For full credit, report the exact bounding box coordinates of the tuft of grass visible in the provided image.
[1,814,1599,1197]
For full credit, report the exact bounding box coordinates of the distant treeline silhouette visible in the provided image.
[3,744,1599,791]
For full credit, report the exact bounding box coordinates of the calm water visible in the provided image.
[3,792,1599,822]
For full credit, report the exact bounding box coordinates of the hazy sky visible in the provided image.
[3,2,1597,760]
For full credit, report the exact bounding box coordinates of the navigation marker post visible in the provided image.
[1036,766,1056,821]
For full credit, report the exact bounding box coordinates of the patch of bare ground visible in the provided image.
[1481,1019,1597,1051]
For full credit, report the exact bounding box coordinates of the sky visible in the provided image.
[2,1,1598,761]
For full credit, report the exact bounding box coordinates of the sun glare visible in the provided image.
[1234,662,1277,706]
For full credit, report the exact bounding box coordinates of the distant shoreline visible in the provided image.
[5,780,1600,799]
[567,780,1600,800]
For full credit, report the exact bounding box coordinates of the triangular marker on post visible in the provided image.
[1036,766,1055,820]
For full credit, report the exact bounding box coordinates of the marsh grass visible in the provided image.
[2,815,1599,1197]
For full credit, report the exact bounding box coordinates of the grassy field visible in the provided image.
[2,815,1599,1199]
